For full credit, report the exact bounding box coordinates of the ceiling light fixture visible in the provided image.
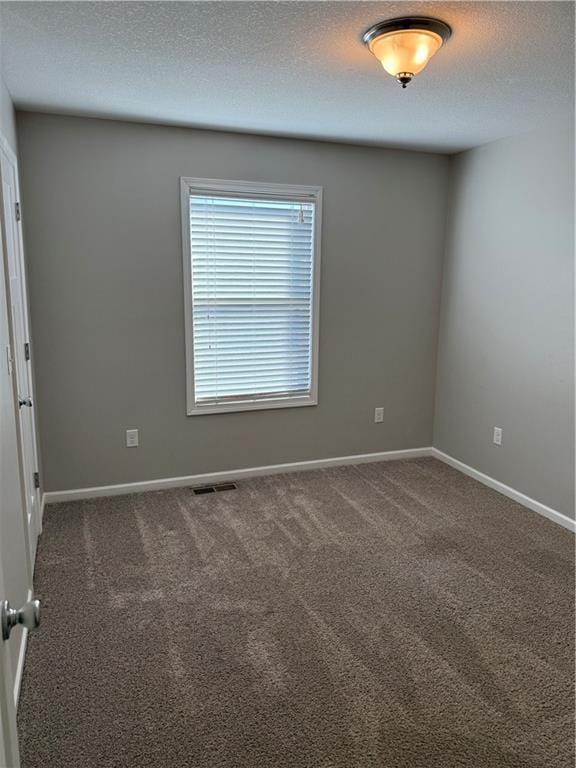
[363,17,451,88]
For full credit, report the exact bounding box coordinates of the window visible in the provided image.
[181,178,322,415]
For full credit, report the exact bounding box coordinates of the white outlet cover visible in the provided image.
[126,429,139,447]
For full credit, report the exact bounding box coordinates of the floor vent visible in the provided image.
[193,482,237,495]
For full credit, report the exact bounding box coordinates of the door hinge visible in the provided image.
[33,471,40,489]
[24,342,30,361]
[15,202,21,222]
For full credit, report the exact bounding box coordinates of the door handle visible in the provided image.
[1,599,41,641]
[18,397,32,408]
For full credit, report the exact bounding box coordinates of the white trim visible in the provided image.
[43,447,575,533]
[432,449,575,533]
[43,447,433,503]
[13,589,32,707]
[181,393,317,417]
[0,133,17,168]
[180,177,322,417]
[180,176,195,414]
[0,139,42,572]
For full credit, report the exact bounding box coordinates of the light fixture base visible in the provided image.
[362,16,452,48]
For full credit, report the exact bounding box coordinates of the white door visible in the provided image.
[0,205,28,768]
[0,141,41,564]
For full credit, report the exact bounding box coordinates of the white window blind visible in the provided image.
[182,179,321,415]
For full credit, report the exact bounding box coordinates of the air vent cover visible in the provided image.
[193,482,237,495]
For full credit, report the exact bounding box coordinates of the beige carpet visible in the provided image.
[18,458,574,767]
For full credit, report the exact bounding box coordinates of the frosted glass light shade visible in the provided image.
[369,29,443,77]
[363,17,451,87]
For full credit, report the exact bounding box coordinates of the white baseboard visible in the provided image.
[432,449,575,533]
[13,589,32,707]
[43,447,433,504]
[43,447,574,534]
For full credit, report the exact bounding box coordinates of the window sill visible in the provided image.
[186,395,317,416]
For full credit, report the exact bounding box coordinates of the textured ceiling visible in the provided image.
[0,1,574,152]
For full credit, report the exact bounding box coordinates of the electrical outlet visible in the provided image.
[493,427,502,446]
[374,407,384,423]
[126,429,139,448]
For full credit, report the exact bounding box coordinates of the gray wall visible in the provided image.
[17,112,449,491]
[435,127,575,518]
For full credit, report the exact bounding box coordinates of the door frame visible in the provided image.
[0,128,38,768]
[0,168,23,768]
[0,132,41,568]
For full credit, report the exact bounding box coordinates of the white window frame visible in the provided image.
[180,177,322,416]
